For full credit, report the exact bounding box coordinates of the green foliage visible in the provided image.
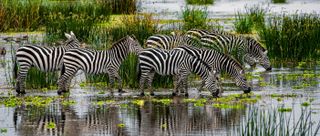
[186,0,214,5]
[234,5,267,34]
[109,0,136,14]
[272,0,286,4]
[0,0,112,32]
[259,13,320,61]
[46,122,56,129]
[182,6,209,30]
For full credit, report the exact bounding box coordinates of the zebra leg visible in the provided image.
[114,73,125,93]
[198,80,205,93]
[108,75,115,94]
[146,71,155,96]
[16,65,30,94]
[139,74,147,96]
[57,67,77,95]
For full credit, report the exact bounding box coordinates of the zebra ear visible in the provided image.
[70,31,75,37]
[264,50,268,55]
[240,70,244,75]
[65,32,72,39]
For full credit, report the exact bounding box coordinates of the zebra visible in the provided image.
[186,29,272,70]
[14,31,80,94]
[145,34,199,49]
[138,48,220,97]
[173,45,251,93]
[57,35,142,95]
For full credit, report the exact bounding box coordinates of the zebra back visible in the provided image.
[15,31,80,72]
[145,34,197,50]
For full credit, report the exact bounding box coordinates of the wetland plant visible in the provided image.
[272,0,286,4]
[259,13,320,61]
[237,107,320,136]
[234,5,267,34]
[182,6,209,30]
[185,0,214,5]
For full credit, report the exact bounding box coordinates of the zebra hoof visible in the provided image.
[140,92,145,96]
[118,89,126,93]
[150,92,155,96]
[57,90,67,95]
[212,91,220,98]
[243,87,251,94]
[172,92,177,96]
[16,90,26,95]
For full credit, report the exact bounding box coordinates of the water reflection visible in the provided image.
[9,96,247,136]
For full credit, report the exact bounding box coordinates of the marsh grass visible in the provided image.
[272,0,286,4]
[186,0,214,5]
[237,107,320,136]
[0,0,111,32]
[182,6,209,30]
[25,68,59,89]
[234,5,267,34]
[259,13,320,61]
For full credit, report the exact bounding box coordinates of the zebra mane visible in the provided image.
[110,35,132,49]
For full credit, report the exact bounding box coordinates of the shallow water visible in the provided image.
[1,1,320,135]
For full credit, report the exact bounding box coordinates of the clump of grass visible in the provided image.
[25,68,59,90]
[186,0,214,5]
[234,4,267,34]
[108,0,136,14]
[152,98,172,105]
[182,6,209,30]
[272,0,286,4]
[259,13,320,61]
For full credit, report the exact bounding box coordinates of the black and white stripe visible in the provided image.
[145,34,198,50]
[57,35,142,94]
[173,45,251,93]
[187,29,271,70]
[138,48,219,96]
[14,31,80,94]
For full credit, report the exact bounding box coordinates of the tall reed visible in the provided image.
[182,6,209,30]
[236,106,320,135]
[259,13,320,61]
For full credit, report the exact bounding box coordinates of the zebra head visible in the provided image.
[258,50,271,71]
[127,35,142,54]
[64,31,80,48]
[246,37,272,71]
[204,70,222,97]
[235,69,251,93]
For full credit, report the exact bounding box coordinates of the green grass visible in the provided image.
[259,13,320,61]
[272,0,286,4]
[234,4,267,34]
[186,0,214,5]
[182,6,209,30]
[0,0,112,32]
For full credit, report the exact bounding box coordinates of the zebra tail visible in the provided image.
[13,57,18,79]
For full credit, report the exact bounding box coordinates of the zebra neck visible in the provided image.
[109,43,129,62]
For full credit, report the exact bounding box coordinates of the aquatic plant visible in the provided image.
[237,107,320,136]
[152,98,172,105]
[182,6,209,30]
[61,100,76,106]
[117,123,125,128]
[185,0,214,5]
[301,102,310,107]
[272,0,286,4]
[213,103,244,109]
[259,13,320,61]
[0,128,8,133]
[131,100,144,107]
[46,122,56,129]
[278,107,292,112]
